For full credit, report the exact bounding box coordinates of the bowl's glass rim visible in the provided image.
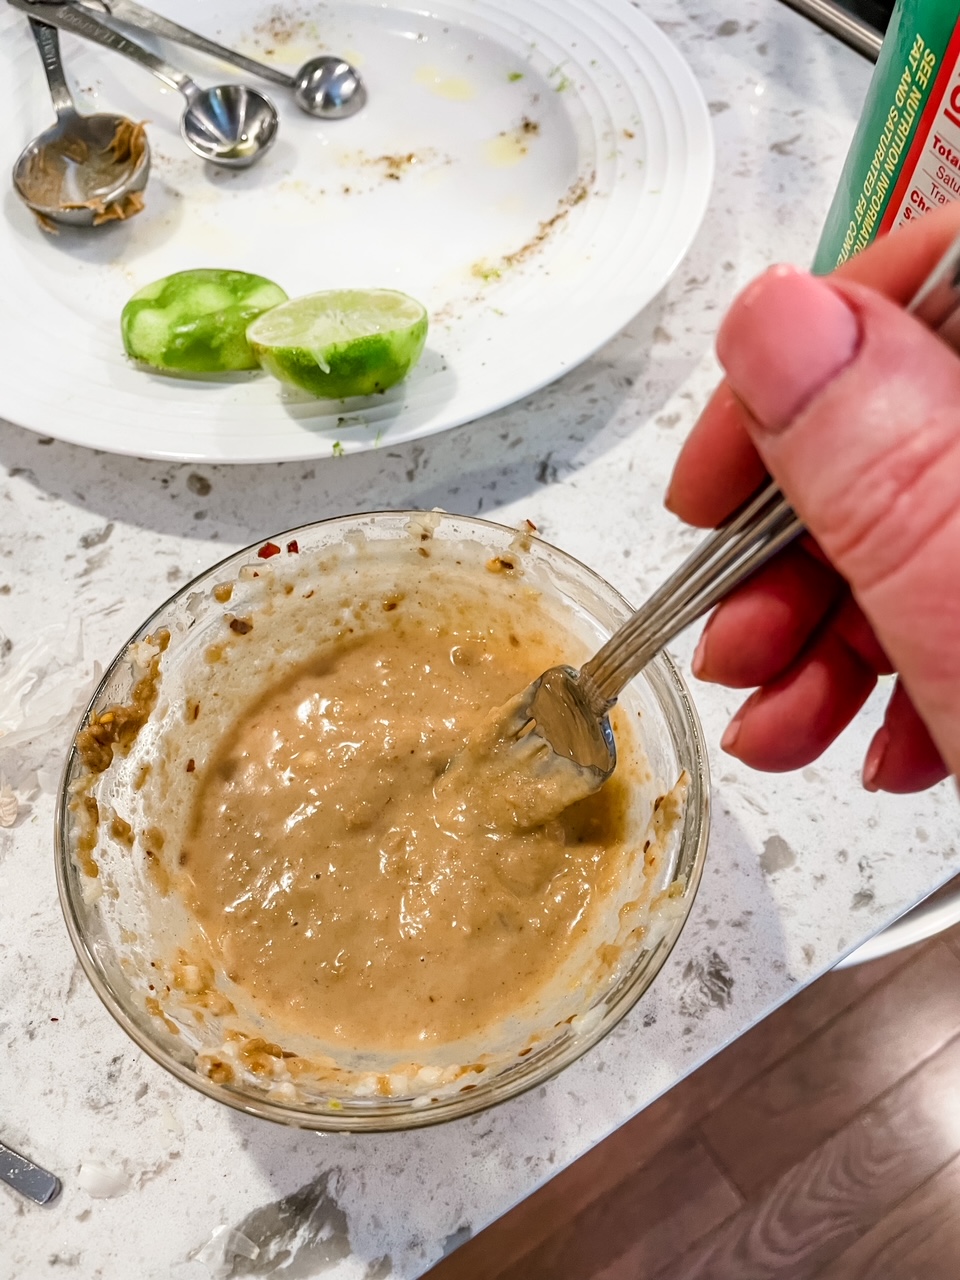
[55,509,710,1132]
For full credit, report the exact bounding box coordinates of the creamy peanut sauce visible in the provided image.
[69,524,685,1097]
[183,619,631,1053]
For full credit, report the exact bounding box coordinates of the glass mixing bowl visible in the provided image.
[56,511,709,1131]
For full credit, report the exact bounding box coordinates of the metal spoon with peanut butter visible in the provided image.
[13,18,149,230]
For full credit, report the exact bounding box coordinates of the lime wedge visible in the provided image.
[121,269,288,374]
[247,289,428,398]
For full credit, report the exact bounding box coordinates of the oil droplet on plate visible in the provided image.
[414,65,476,101]
[483,129,532,168]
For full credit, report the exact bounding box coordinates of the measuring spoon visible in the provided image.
[13,18,149,227]
[74,0,367,119]
[10,0,278,168]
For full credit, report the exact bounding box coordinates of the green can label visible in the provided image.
[814,1,960,273]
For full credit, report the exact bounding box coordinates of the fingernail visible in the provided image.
[717,267,861,433]
[692,632,709,679]
[721,706,745,754]
[863,727,889,792]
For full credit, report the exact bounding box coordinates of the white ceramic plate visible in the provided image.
[0,0,713,462]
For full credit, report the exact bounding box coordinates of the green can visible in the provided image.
[813,0,960,273]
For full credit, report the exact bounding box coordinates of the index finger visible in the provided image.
[666,202,960,528]
[834,200,960,298]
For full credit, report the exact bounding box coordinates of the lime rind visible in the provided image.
[121,268,289,374]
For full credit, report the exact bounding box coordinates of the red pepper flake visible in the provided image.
[186,759,196,773]
[286,539,300,554]
[50,1017,59,1023]
[257,542,281,560]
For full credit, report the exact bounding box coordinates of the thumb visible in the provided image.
[717,265,960,781]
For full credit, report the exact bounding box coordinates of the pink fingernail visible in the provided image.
[863,727,889,792]
[692,633,709,679]
[717,267,861,433]
[721,706,745,754]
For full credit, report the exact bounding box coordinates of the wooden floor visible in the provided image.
[426,883,960,1280]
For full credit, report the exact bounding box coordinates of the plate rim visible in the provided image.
[0,0,714,464]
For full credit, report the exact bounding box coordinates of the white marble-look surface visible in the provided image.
[2,2,957,1276]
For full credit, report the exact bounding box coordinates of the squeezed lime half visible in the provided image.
[247,288,429,399]
[121,268,288,374]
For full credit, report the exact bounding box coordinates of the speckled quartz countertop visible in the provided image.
[2,1,958,1276]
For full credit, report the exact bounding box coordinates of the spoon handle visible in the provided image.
[0,1139,61,1204]
[93,0,294,88]
[28,17,75,118]
[11,0,191,94]
[582,230,960,702]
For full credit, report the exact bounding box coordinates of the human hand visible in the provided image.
[666,203,960,793]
